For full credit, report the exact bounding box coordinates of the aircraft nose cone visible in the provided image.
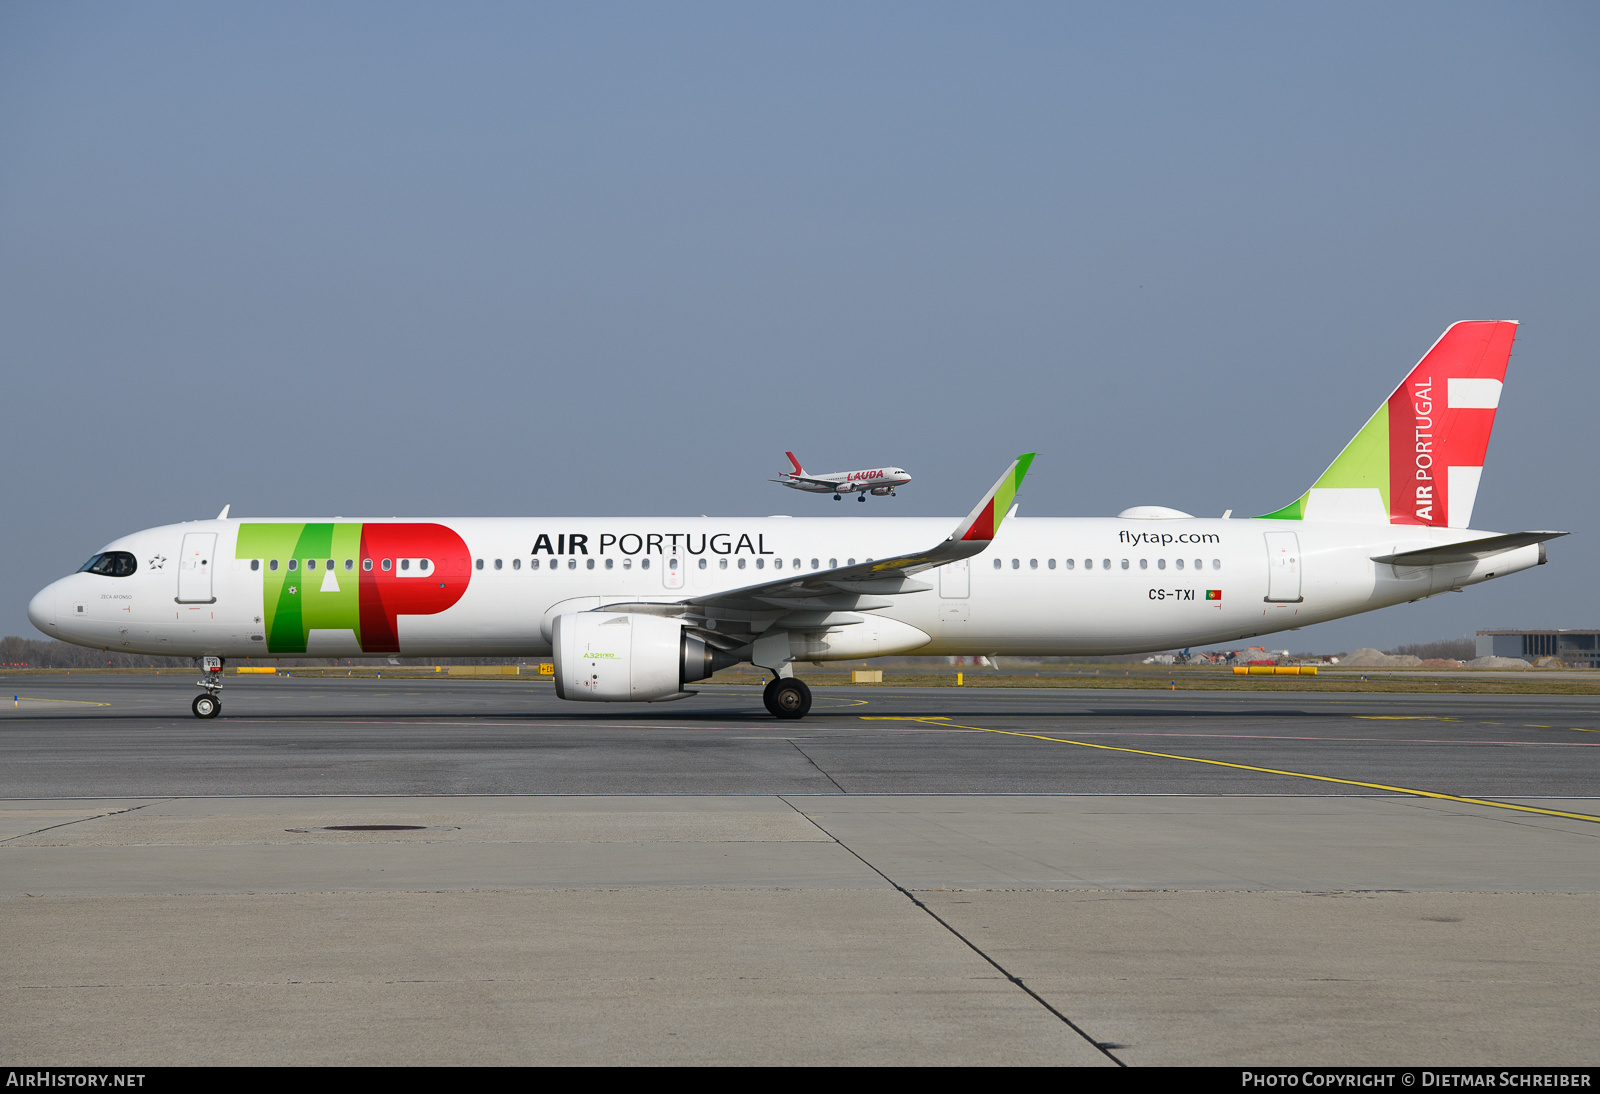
[27,583,58,634]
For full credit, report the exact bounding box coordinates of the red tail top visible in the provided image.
[1387,320,1515,527]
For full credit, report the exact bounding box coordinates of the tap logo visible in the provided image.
[236,523,471,654]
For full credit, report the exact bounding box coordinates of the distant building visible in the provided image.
[1477,630,1600,668]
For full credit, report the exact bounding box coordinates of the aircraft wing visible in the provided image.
[1371,531,1567,567]
[770,474,844,488]
[690,453,1035,615]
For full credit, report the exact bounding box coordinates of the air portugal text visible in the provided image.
[530,533,777,557]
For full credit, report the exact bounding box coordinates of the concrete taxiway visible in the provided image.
[3,676,1597,1065]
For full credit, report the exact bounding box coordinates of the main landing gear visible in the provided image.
[192,655,224,719]
[857,494,866,502]
[763,676,812,719]
[833,494,842,501]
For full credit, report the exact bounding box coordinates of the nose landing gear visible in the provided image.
[192,655,224,718]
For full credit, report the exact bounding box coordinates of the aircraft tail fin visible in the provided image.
[784,451,805,476]
[1259,321,1517,528]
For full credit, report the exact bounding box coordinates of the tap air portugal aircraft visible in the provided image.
[772,452,912,500]
[29,320,1563,721]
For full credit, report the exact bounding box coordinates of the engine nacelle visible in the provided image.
[552,612,737,702]
[870,486,894,496]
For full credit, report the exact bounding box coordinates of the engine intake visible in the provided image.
[552,612,738,702]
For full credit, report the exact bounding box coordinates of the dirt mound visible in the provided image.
[1463,656,1530,669]
[1419,658,1464,668]
[1340,648,1424,668]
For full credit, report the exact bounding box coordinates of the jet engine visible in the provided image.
[552,612,738,702]
[870,486,894,496]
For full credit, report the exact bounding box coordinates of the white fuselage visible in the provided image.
[29,515,1539,660]
[780,467,911,494]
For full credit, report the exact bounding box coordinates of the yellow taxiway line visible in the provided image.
[861,715,1600,824]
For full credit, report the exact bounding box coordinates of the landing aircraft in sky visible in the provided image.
[30,321,1561,721]
[772,453,912,501]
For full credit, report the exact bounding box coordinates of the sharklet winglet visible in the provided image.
[951,453,1035,544]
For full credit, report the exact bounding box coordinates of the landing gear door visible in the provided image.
[1264,531,1303,603]
[177,532,217,603]
[939,559,970,598]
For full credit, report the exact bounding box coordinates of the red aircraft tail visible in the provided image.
[784,452,805,476]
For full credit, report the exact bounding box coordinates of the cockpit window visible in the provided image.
[77,552,137,578]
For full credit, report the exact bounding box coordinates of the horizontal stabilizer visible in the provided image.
[1371,531,1566,567]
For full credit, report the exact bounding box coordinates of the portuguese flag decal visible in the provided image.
[1206,590,1222,601]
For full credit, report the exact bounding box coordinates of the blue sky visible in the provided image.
[2,2,1596,651]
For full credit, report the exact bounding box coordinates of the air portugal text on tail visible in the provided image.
[1260,321,1517,528]
[26,319,1564,720]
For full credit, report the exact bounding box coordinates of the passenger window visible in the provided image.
[792,559,801,570]
[327,560,335,571]
[738,558,746,569]
[1048,559,1055,569]
[698,558,707,570]
[344,559,353,571]
[568,558,577,570]
[288,559,298,571]
[400,559,410,571]
[587,558,595,569]
[1194,559,1202,570]
[603,558,611,569]
[1175,558,1184,570]
[1088,559,1096,570]
[1139,559,1147,570]
[1121,559,1129,570]
[993,558,1002,569]
[847,558,855,566]
[720,558,728,569]
[382,559,392,571]
[494,559,503,570]
[270,559,280,571]
[811,559,819,570]
[420,559,430,572]
[476,559,484,570]
[362,559,372,571]
[621,558,629,569]
[774,558,783,570]
[1064,558,1074,570]
[251,559,260,571]
[307,559,316,571]
[514,559,522,570]
[1159,559,1167,570]
[1213,559,1221,569]
[1029,559,1038,569]
[829,559,837,568]
[1011,558,1019,569]
[755,558,764,569]
[641,558,650,570]
[531,559,541,570]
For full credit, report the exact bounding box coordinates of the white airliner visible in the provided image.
[772,452,912,501]
[29,321,1562,721]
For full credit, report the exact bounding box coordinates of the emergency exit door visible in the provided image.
[939,559,970,598]
[1264,532,1302,603]
[177,532,217,603]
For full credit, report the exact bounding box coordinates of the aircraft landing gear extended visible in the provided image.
[763,676,812,719]
[857,494,866,502]
[192,655,224,719]
[833,494,842,501]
